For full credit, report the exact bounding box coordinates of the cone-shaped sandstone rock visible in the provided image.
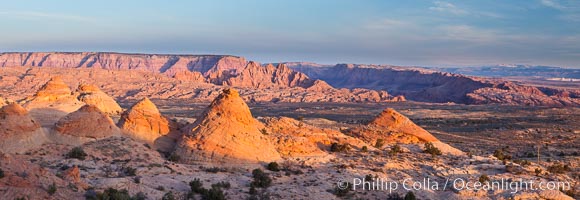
[174,88,281,163]
[118,98,174,144]
[52,105,119,144]
[76,84,123,115]
[369,108,439,142]
[22,77,84,126]
[0,103,46,153]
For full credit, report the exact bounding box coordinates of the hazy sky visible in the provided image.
[0,0,579,67]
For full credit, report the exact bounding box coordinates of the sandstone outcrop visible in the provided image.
[262,117,367,157]
[225,62,315,88]
[174,88,281,163]
[349,108,439,144]
[118,98,177,149]
[76,84,123,115]
[51,105,120,145]
[0,103,46,153]
[21,77,85,126]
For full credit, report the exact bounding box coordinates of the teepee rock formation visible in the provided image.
[174,88,281,164]
[76,84,123,115]
[0,103,46,153]
[369,108,439,142]
[51,105,120,145]
[22,77,84,126]
[118,98,176,145]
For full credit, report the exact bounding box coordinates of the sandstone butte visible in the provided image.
[76,84,123,115]
[174,88,282,164]
[0,103,46,153]
[52,105,120,145]
[118,97,175,146]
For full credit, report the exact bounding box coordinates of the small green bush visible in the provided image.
[266,162,280,172]
[168,153,181,162]
[478,175,490,183]
[162,191,175,200]
[190,178,206,194]
[67,147,87,160]
[374,139,385,148]
[423,142,442,156]
[251,169,272,188]
[404,191,416,200]
[330,143,349,153]
[547,163,571,174]
[0,168,4,179]
[47,182,57,195]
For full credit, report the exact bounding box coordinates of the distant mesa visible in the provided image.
[76,84,123,115]
[118,97,178,149]
[174,88,282,164]
[0,103,46,153]
[51,105,120,145]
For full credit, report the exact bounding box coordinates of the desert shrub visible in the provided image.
[361,146,368,152]
[374,139,385,148]
[266,162,280,172]
[364,174,373,182]
[157,186,165,191]
[190,178,206,194]
[547,163,571,174]
[387,193,403,200]
[133,192,147,200]
[167,153,181,162]
[0,168,4,179]
[122,167,137,176]
[251,169,272,188]
[162,191,175,200]
[249,186,258,195]
[204,167,227,173]
[534,168,543,176]
[67,147,88,160]
[211,181,231,189]
[260,128,268,135]
[203,185,226,200]
[404,191,416,200]
[423,142,442,156]
[86,188,133,200]
[478,175,490,183]
[297,116,304,121]
[330,143,349,153]
[513,159,531,166]
[493,148,511,161]
[333,182,351,197]
[389,144,402,155]
[47,182,57,195]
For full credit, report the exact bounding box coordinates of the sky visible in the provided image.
[0,0,579,67]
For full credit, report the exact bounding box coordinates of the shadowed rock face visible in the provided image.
[175,88,281,164]
[287,63,580,106]
[118,98,173,144]
[0,103,46,153]
[53,105,119,139]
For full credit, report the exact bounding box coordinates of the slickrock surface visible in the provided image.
[262,117,368,158]
[76,84,123,115]
[175,89,282,164]
[118,98,177,148]
[51,105,120,145]
[0,103,46,153]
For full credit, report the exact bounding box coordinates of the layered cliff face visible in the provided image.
[287,63,580,106]
[224,62,315,88]
[0,52,247,79]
